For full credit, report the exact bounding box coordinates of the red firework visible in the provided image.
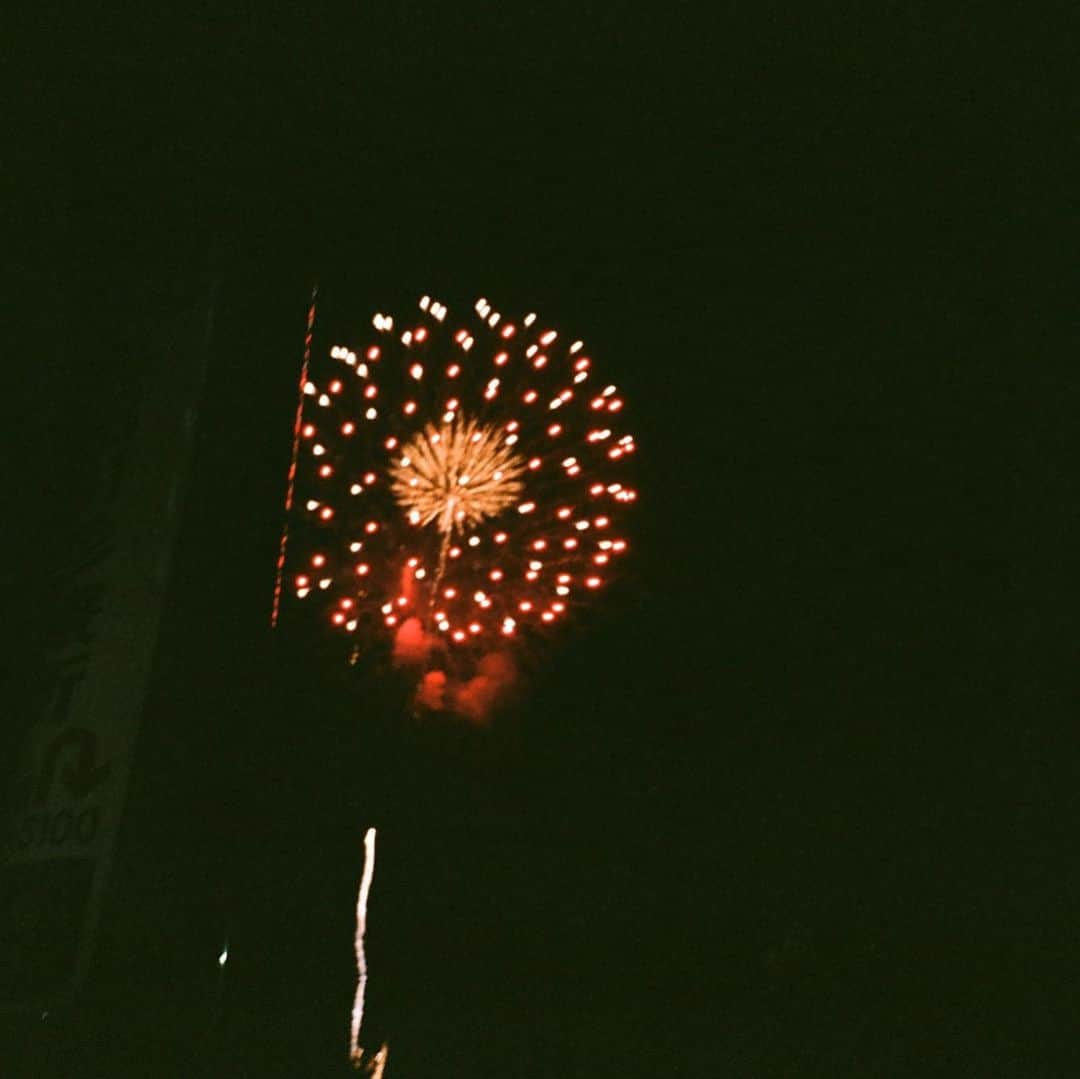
[275,294,637,714]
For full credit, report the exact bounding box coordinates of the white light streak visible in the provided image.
[349,827,377,1068]
[366,1044,388,1077]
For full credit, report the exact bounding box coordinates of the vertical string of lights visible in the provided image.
[270,283,319,629]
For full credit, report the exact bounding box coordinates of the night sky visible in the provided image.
[3,10,1071,1078]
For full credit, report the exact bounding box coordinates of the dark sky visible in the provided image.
[4,10,1071,1078]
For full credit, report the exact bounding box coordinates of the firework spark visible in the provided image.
[277,294,637,716]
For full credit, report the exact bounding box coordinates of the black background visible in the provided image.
[3,8,1072,1077]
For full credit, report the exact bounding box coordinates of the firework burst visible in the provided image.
[275,294,637,714]
[388,416,527,533]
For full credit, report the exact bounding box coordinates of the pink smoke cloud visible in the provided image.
[453,652,519,725]
[404,639,519,724]
[415,669,447,711]
[392,617,433,666]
